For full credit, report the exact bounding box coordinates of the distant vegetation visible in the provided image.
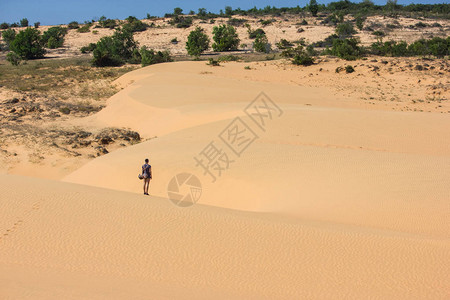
[212,25,240,52]
[186,26,210,58]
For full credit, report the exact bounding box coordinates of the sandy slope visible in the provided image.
[1,174,449,299]
[65,61,450,238]
[2,60,449,298]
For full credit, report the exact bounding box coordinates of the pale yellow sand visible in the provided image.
[2,60,449,298]
[1,174,449,299]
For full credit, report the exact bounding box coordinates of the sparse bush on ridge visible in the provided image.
[20,18,29,27]
[123,16,148,32]
[98,16,117,29]
[276,39,294,50]
[77,23,92,33]
[68,21,80,29]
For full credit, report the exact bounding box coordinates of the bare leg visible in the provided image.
[144,179,150,194]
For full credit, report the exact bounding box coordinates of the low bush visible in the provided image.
[77,23,92,33]
[345,65,355,73]
[68,21,80,29]
[34,22,40,28]
[80,43,97,53]
[169,16,193,28]
[123,16,148,32]
[336,23,356,38]
[328,38,363,60]
[98,16,117,29]
[249,28,266,39]
[0,23,9,29]
[276,39,294,49]
[227,18,247,27]
[6,51,22,65]
[140,47,172,66]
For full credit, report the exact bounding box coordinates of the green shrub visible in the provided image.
[415,22,427,28]
[249,28,265,39]
[370,40,409,56]
[123,16,148,32]
[92,28,138,66]
[329,38,363,60]
[77,23,92,33]
[20,18,29,27]
[355,16,365,30]
[186,26,210,58]
[300,19,308,25]
[254,34,271,53]
[293,53,314,66]
[276,39,294,49]
[10,27,45,59]
[140,46,172,66]
[217,54,240,62]
[68,21,80,29]
[336,23,356,38]
[6,51,22,65]
[212,25,240,52]
[228,18,247,27]
[312,34,338,48]
[34,22,40,28]
[259,19,275,26]
[2,28,16,46]
[345,65,355,73]
[207,58,220,66]
[171,37,178,44]
[169,16,193,28]
[80,43,97,53]
[98,16,117,29]
[372,30,385,37]
[0,23,9,29]
[42,26,67,49]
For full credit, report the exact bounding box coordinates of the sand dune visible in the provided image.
[2,60,449,298]
[1,174,449,299]
[65,61,450,238]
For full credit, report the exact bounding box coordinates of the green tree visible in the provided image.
[308,0,319,17]
[225,6,233,17]
[42,26,68,48]
[173,7,183,15]
[212,25,240,52]
[254,33,270,53]
[2,28,16,46]
[10,27,45,59]
[92,28,138,66]
[20,18,29,27]
[198,8,207,17]
[186,26,210,58]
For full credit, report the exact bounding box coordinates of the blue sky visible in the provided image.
[0,0,447,25]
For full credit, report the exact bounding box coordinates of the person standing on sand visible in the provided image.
[142,158,152,195]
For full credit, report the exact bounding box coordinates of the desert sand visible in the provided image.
[1,58,449,298]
